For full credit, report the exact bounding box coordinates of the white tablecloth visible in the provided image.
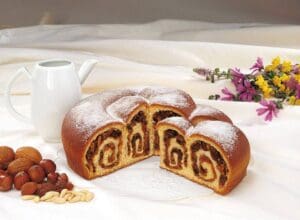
[0,20,300,220]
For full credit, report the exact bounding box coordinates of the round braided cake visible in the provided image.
[62,86,250,194]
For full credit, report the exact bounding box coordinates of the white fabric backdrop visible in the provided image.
[0,20,300,220]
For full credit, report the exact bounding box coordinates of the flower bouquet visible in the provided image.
[193,57,300,121]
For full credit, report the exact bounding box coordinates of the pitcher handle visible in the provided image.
[4,67,31,123]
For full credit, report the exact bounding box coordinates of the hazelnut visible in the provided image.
[66,182,74,190]
[59,173,68,182]
[14,171,30,190]
[39,159,56,174]
[47,172,58,184]
[55,178,67,192]
[28,165,45,183]
[36,182,56,197]
[0,146,15,169]
[0,174,13,191]
[21,182,38,195]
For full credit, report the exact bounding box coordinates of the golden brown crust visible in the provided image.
[189,104,233,125]
[189,131,250,194]
[191,114,232,125]
[62,118,124,179]
[61,86,250,195]
[157,118,250,195]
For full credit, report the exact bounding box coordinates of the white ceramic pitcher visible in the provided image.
[4,59,98,142]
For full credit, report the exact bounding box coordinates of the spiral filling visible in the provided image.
[191,141,228,187]
[127,111,149,158]
[163,129,187,169]
[85,129,122,172]
[152,111,181,151]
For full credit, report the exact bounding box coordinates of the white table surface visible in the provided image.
[1,21,300,220]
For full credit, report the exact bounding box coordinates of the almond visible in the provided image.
[7,158,34,175]
[0,146,15,168]
[15,146,42,164]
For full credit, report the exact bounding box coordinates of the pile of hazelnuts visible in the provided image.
[0,146,73,197]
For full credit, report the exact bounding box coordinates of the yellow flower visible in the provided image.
[262,86,273,98]
[289,96,300,105]
[279,73,290,82]
[282,60,292,73]
[295,74,300,83]
[279,84,286,92]
[272,75,289,92]
[265,65,274,72]
[272,75,281,87]
[265,56,281,72]
[289,96,296,105]
[272,56,281,67]
[255,74,273,97]
[255,75,265,87]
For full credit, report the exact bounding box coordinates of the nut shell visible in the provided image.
[47,172,58,184]
[7,158,34,175]
[39,159,56,174]
[21,182,38,195]
[0,146,15,168]
[66,182,74,190]
[0,169,7,175]
[0,174,13,191]
[16,146,42,164]
[36,182,56,197]
[14,171,30,190]
[28,165,45,183]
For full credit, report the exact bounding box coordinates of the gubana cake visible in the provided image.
[61,86,250,194]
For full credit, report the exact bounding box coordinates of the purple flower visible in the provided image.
[250,57,264,73]
[286,76,298,90]
[256,100,279,121]
[296,84,300,99]
[230,68,245,87]
[236,80,257,101]
[221,87,235,101]
[292,65,300,74]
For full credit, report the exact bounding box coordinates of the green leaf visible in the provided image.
[253,94,262,102]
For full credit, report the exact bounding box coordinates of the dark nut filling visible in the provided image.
[190,141,228,186]
[129,133,142,157]
[99,142,120,169]
[153,111,181,151]
[127,111,150,157]
[163,129,187,170]
[85,129,122,172]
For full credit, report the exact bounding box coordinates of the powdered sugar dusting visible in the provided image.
[189,104,221,119]
[160,117,191,132]
[106,96,148,121]
[65,86,195,141]
[133,86,194,110]
[70,102,121,140]
[150,93,190,108]
[188,121,237,157]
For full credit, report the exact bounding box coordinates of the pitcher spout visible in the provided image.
[78,59,98,85]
